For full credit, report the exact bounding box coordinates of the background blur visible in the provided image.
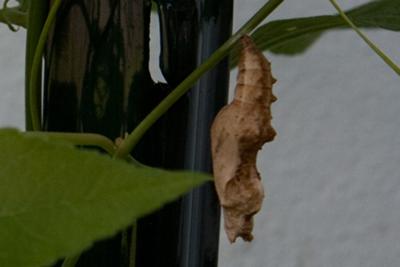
[1,1,399,266]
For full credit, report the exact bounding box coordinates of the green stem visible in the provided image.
[61,254,80,267]
[114,0,284,159]
[26,132,117,155]
[24,131,144,167]
[329,0,400,75]
[25,0,48,131]
[29,0,62,131]
[128,222,137,267]
[0,6,27,29]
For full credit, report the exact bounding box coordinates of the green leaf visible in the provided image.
[252,16,342,56]
[347,0,400,31]
[230,0,400,65]
[0,129,210,267]
[268,31,323,55]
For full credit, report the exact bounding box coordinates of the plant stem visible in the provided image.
[25,1,47,130]
[24,131,145,167]
[114,0,284,159]
[29,0,62,131]
[128,223,137,267]
[0,7,27,28]
[26,132,117,155]
[61,254,80,267]
[329,0,400,76]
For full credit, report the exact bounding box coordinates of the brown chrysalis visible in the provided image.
[211,35,277,243]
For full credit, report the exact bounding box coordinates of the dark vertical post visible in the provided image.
[43,0,153,265]
[43,0,233,265]
[135,0,233,266]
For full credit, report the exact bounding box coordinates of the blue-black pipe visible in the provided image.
[43,0,233,266]
[43,0,154,266]
[134,1,233,266]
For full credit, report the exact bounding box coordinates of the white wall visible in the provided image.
[1,1,399,266]
[0,3,25,129]
[219,1,400,267]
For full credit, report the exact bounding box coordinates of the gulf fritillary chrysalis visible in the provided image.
[211,35,277,243]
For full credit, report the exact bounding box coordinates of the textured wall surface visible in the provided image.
[219,1,400,267]
[0,11,25,128]
[1,1,399,267]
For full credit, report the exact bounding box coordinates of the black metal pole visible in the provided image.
[135,1,233,266]
[43,0,154,266]
[43,0,233,266]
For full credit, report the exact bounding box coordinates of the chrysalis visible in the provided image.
[211,35,277,243]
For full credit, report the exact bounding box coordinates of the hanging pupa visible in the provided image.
[210,35,277,243]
